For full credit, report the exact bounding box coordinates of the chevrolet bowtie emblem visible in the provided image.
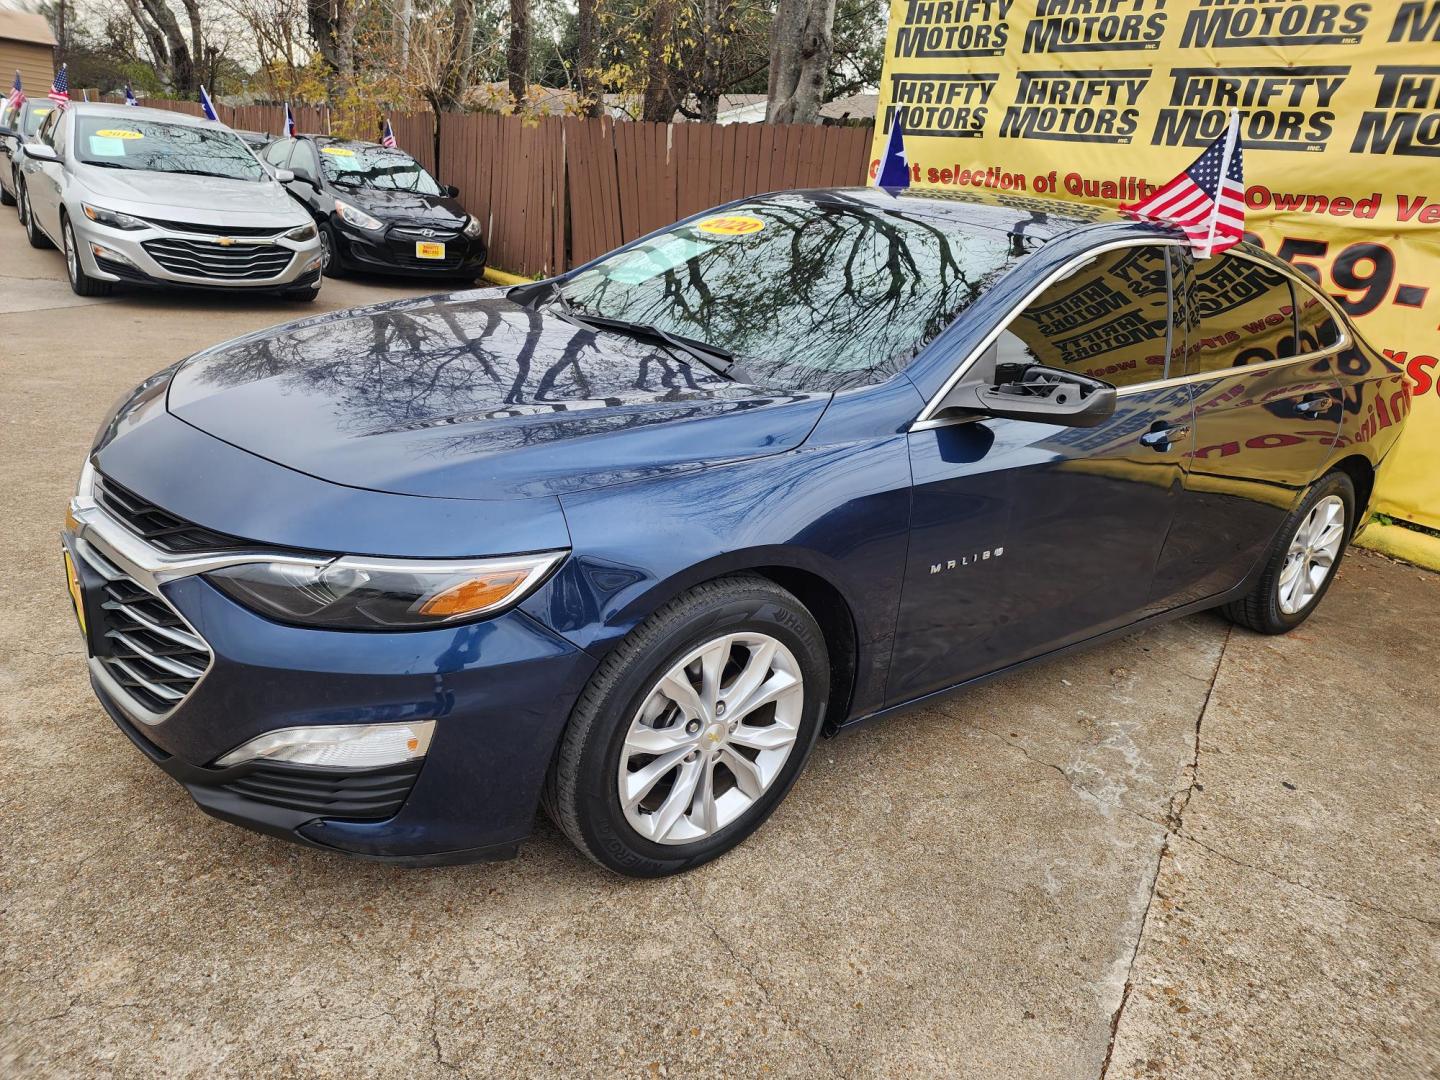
[216,236,235,246]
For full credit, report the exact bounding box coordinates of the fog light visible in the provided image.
[303,255,322,272]
[90,242,136,266]
[214,721,435,769]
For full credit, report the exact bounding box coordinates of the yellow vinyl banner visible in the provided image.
[871,0,1440,531]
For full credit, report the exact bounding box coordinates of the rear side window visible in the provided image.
[1293,280,1342,352]
[991,244,1174,389]
[1187,256,1295,373]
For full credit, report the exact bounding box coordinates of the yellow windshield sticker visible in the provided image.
[321,146,355,156]
[33,107,51,116]
[94,129,143,139]
[695,214,765,236]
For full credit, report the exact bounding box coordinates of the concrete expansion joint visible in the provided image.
[1098,625,1231,1078]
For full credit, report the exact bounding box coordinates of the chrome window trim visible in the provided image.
[911,239,1352,430]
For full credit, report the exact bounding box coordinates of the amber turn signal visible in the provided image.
[417,571,529,617]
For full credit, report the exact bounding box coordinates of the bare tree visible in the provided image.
[308,0,361,96]
[124,0,198,92]
[766,0,835,124]
[577,0,601,117]
[507,0,529,108]
[640,0,675,122]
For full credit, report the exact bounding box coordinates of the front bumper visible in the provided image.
[63,492,596,864]
[74,213,323,290]
[334,219,486,277]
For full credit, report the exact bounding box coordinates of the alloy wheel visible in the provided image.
[19,187,28,227]
[1277,494,1346,615]
[319,228,332,269]
[63,221,77,283]
[618,632,804,845]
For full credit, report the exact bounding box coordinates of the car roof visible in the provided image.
[63,102,218,126]
[773,186,1181,244]
[310,135,402,153]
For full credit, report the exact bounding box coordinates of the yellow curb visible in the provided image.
[1355,521,1440,572]
[482,266,536,288]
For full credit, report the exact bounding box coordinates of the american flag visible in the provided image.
[6,71,23,111]
[284,102,296,137]
[1121,112,1245,258]
[48,64,68,108]
[381,117,397,149]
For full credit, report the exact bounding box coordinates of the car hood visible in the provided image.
[340,186,467,226]
[166,290,830,500]
[76,167,308,223]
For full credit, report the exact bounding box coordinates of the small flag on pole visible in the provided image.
[876,115,910,192]
[124,82,138,106]
[82,88,89,103]
[381,117,397,149]
[6,71,23,111]
[199,84,219,121]
[48,63,69,109]
[1121,111,1246,258]
[283,102,297,137]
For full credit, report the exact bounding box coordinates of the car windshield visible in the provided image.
[319,143,441,194]
[558,194,1014,392]
[73,115,265,181]
[21,103,54,136]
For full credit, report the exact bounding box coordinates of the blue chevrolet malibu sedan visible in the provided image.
[62,189,1408,876]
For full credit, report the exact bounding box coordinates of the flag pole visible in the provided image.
[1201,110,1240,258]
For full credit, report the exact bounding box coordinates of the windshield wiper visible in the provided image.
[80,160,135,169]
[547,294,746,382]
[156,168,252,180]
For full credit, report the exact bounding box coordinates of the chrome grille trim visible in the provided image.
[74,527,214,726]
[142,237,294,281]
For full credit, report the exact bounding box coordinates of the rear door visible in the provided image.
[888,241,1195,704]
[1151,252,1345,607]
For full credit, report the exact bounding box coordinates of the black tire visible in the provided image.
[0,181,13,207]
[62,217,113,297]
[545,574,830,877]
[1223,470,1355,635]
[281,284,321,302]
[21,186,51,249]
[319,220,345,278]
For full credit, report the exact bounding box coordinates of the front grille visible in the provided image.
[142,237,294,280]
[95,474,249,553]
[220,761,422,820]
[141,216,288,238]
[76,540,213,716]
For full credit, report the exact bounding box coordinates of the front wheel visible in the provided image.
[319,220,345,278]
[21,186,51,249]
[0,180,13,207]
[1223,471,1355,634]
[63,217,112,297]
[545,575,830,877]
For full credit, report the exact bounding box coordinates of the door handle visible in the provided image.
[1295,394,1333,415]
[1139,424,1190,450]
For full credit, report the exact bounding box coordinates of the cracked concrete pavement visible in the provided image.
[2,212,1437,1078]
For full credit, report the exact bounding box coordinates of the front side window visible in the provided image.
[558,194,1014,392]
[36,108,60,147]
[1187,256,1296,374]
[290,139,320,180]
[73,115,265,181]
[319,143,441,194]
[990,244,1174,389]
[263,139,293,168]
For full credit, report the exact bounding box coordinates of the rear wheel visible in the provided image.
[62,216,112,297]
[545,575,829,877]
[0,179,13,207]
[1223,471,1354,634]
[21,186,51,249]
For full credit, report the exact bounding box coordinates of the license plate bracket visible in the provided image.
[415,241,446,260]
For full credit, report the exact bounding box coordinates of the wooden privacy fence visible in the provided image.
[439,114,874,278]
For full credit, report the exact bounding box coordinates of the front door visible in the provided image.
[1151,253,1345,607]
[888,243,1194,705]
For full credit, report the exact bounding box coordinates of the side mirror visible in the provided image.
[274,168,295,184]
[443,184,460,198]
[23,142,58,163]
[937,363,1117,428]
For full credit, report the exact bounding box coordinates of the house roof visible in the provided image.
[0,9,56,46]
[819,93,878,121]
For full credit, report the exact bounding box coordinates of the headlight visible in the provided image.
[82,203,147,230]
[333,198,383,231]
[463,215,482,238]
[284,221,317,242]
[206,551,566,629]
